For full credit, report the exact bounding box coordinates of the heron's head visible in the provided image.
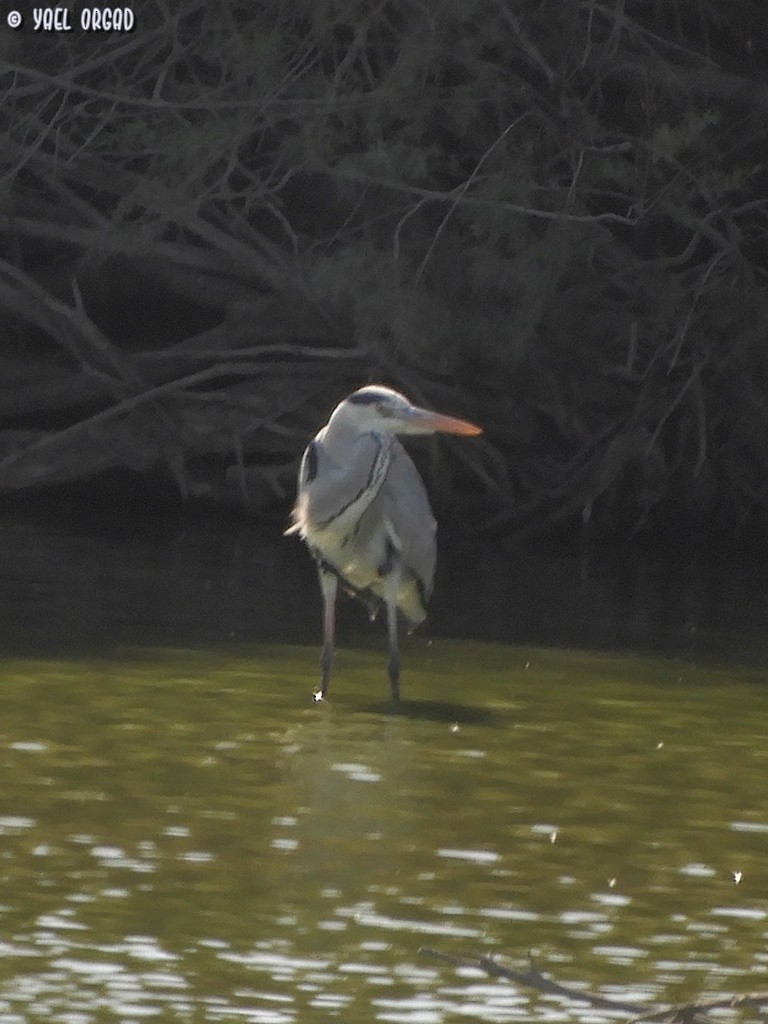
[332,385,482,437]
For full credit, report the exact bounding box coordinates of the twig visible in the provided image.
[0,363,314,479]
[648,363,702,452]
[666,252,725,373]
[636,991,768,1020]
[493,1,554,84]
[331,168,638,226]
[420,947,649,1014]
[420,947,768,1022]
[412,114,529,287]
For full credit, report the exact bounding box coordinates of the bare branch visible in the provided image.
[331,168,638,226]
[420,947,768,1022]
[420,947,649,1015]
[413,114,530,287]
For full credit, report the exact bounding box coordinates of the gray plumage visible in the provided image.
[286,385,482,707]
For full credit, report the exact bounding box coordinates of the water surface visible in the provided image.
[1,641,767,1022]
[0,515,767,1021]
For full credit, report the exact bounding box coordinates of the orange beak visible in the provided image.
[403,406,483,436]
[423,411,483,436]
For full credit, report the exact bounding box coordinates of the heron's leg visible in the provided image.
[316,569,338,702]
[385,597,401,710]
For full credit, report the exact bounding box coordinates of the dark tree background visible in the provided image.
[1,0,767,541]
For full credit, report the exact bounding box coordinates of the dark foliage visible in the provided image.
[1,1,767,539]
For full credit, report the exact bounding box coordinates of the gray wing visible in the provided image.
[287,431,392,535]
[382,441,437,601]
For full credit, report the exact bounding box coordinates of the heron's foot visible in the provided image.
[312,689,325,703]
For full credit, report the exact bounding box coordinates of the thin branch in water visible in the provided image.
[420,947,768,1022]
[420,947,649,1015]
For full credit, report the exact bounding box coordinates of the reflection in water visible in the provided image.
[1,514,768,664]
[0,515,767,1021]
[0,642,767,1021]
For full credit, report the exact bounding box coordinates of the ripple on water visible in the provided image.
[330,762,383,783]
[2,633,768,1022]
[436,848,500,864]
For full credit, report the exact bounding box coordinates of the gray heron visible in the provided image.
[285,385,482,707]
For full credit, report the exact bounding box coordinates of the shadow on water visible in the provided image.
[2,635,768,1024]
[353,697,503,725]
[2,510,768,1022]
[2,507,768,667]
